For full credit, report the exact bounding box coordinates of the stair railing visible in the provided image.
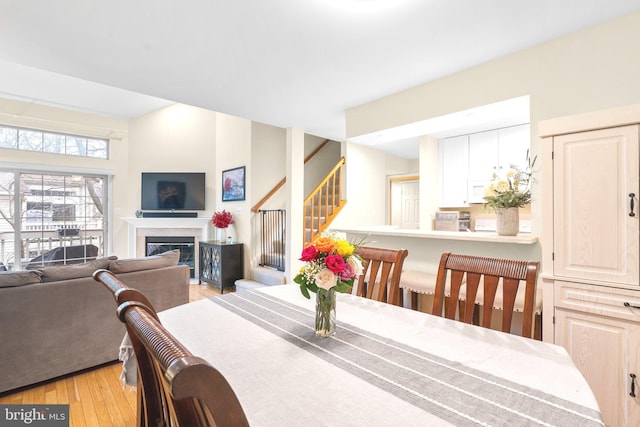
[303,157,346,246]
[251,139,332,213]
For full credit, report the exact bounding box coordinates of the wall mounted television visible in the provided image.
[141,172,206,211]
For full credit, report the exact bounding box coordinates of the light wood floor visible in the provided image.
[0,282,222,427]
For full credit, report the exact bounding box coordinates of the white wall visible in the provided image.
[346,12,640,137]
[5,12,639,273]
[126,104,218,255]
[331,142,388,228]
[251,121,286,211]
[303,135,341,195]
[336,11,640,272]
[215,113,252,274]
[0,98,130,256]
[0,99,291,270]
[346,11,640,244]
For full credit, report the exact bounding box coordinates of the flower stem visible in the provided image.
[315,288,336,336]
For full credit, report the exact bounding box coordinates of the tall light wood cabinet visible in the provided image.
[554,281,640,426]
[540,106,640,427]
[553,125,639,285]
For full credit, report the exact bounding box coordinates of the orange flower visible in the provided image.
[313,237,336,253]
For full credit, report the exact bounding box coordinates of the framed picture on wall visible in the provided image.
[222,166,246,202]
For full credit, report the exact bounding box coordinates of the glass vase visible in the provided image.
[315,288,336,337]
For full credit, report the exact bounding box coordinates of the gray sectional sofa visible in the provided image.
[0,250,190,394]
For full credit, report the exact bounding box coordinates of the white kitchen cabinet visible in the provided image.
[467,124,530,203]
[497,124,531,171]
[540,106,640,427]
[439,124,530,207]
[439,134,469,207]
[468,129,499,181]
[467,124,530,180]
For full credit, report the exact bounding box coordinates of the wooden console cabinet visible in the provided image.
[199,241,243,293]
[540,106,640,427]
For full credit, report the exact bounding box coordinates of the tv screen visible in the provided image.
[141,172,206,211]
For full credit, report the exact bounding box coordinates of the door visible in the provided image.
[553,125,639,286]
[400,181,419,229]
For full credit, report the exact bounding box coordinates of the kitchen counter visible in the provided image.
[331,225,537,245]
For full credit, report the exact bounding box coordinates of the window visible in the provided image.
[0,125,108,159]
[0,170,107,270]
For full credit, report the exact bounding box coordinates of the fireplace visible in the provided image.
[146,236,196,278]
[123,216,211,281]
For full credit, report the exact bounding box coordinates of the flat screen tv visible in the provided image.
[141,172,206,211]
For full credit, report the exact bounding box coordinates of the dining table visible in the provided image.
[157,284,603,427]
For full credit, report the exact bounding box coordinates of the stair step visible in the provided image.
[251,266,286,286]
[234,279,267,292]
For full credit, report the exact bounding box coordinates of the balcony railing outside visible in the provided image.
[0,228,104,270]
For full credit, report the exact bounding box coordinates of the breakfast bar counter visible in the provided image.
[331,225,537,244]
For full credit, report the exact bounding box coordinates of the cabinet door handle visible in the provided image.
[631,373,637,397]
[629,193,636,217]
[623,302,640,309]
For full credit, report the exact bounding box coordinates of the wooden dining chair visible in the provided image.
[94,269,249,426]
[93,269,164,427]
[354,246,408,306]
[431,252,540,339]
[116,300,250,427]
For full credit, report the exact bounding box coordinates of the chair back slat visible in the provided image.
[462,272,481,323]
[373,262,394,302]
[355,246,408,306]
[432,252,540,338]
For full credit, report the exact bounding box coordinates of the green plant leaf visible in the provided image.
[299,283,311,299]
[333,282,352,293]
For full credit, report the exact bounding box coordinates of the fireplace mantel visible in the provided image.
[122,217,212,259]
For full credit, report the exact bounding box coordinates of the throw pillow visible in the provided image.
[0,270,43,288]
[39,256,118,283]
[109,249,180,274]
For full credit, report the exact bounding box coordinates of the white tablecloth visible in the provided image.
[158,284,603,427]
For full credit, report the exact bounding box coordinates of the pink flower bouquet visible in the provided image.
[294,236,364,299]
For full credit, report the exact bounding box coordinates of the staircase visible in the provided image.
[303,157,346,246]
[243,147,346,290]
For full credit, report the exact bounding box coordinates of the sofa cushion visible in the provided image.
[109,249,180,274]
[0,270,43,288]
[39,256,118,283]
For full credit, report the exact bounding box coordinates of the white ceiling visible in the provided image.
[0,0,638,158]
